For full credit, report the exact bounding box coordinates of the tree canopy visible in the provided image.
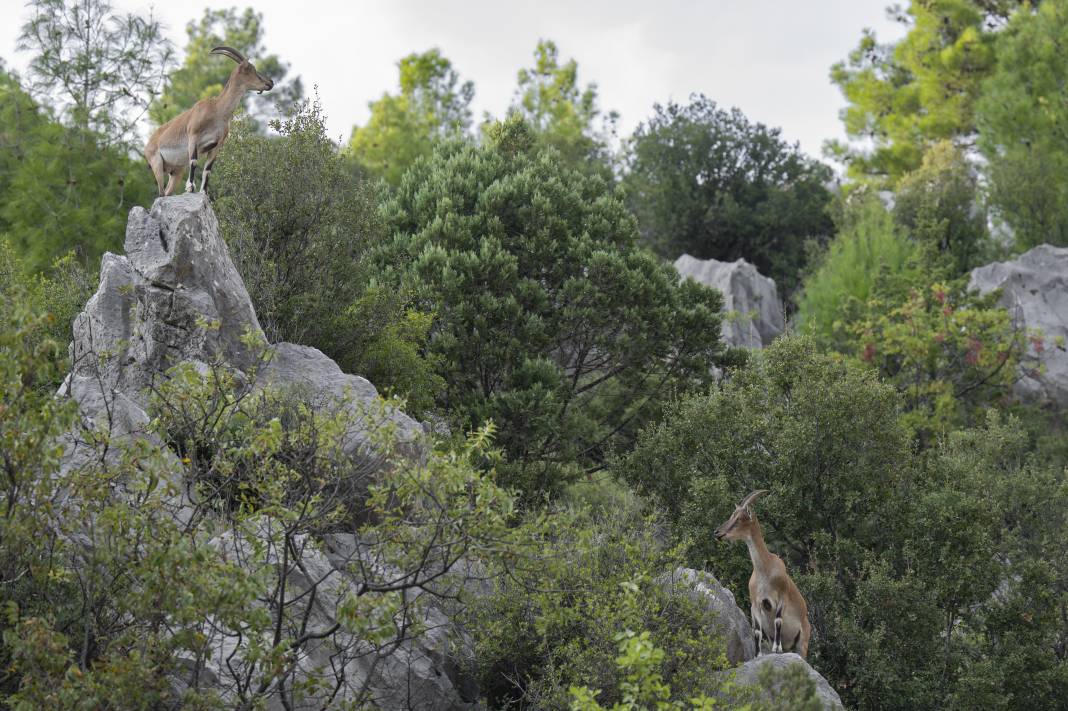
[379,116,726,500]
[348,48,474,186]
[978,0,1068,248]
[624,95,834,294]
[828,0,1020,183]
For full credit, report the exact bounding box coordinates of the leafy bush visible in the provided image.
[0,300,518,709]
[466,497,730,710]
[379,116,725,501]
[796,193,924,349]
[849,280,1027,444]
[893,141,988,275]
[210,98,442,416]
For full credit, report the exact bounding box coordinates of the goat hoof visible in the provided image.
[185,183,195,193]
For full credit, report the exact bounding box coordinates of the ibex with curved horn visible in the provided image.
[145,46,273,196]
[715,490,810,658]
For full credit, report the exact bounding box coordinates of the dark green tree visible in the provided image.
[977,0,1068,248]
[0,67,155,271]
[149,7,303,129]
[379,116,725,500]
[348,48,474,186]
[623,95,834,295]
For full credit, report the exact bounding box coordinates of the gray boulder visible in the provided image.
[968,244,1068,406]
[66,193,421,454]
[661,567,756,664]
[257,342,424,462]
[722,653,844,710]
[674,254,784,348]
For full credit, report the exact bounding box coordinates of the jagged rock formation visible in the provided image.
[661,567,756,664]
[721,653,844,710]
[969,244,1068,407]
[674,254,785,348]
[58,194,465,709]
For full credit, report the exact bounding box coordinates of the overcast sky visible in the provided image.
[0,0,902,160]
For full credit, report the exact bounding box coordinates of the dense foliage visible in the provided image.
[210,100,442,415]
[348,49,475,187]
[3,1,1068,708]
[624,96,834,294]
[617,337,1068,709]
[828,0,1017,183]
[379,117,726,499]
[978,0,1068,248]
[0,301,518,708]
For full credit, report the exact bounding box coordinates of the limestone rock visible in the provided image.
[968,244,1068,406]
[58,195,454,708]
[71,194,263,400]
[674,254,784,348]
[661,567,756,664]
[723,652,844,710]
[256,342,423,461]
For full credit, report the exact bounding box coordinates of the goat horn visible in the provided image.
[211,46,246,64]
[738,489,769,510]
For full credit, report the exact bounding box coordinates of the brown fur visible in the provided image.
[144,47,272,196]
[714,490,811,658]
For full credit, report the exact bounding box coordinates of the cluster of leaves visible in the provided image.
[616,336,1068,709]
[624,95,834,295]
[977,0,1068,249]
[0,66,156,271]
[378,116,726,500]
[828,0,1014,183]
[349,48,475,187]
[466,490,731,709]
[851,281,1029,443]
[508,39,619,176]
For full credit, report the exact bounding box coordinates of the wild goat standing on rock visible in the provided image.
[715,489,811,658]
[144,46,273,196]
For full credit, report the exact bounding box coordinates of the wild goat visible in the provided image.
[144,46,273,196]
[715,489,811,658]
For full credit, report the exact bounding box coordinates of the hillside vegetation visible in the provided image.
[2,1,1067,708]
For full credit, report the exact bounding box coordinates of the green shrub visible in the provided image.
[796,194,924,349]
[615,335,1068,709]
[209,99,442,416]
[466,499,730,710]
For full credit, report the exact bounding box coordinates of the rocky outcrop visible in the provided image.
[665,568,842,709]
[969,244,1068,407]
[58,194,466,709]
[660,567,756,664]
[722,653,844,710]
[674,254,785,348]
